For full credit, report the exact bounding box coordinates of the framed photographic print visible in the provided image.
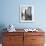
[20,5,34,22]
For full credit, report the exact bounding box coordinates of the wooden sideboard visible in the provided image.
[2,29,45,46]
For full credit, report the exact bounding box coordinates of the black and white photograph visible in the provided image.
[20,5,34,22]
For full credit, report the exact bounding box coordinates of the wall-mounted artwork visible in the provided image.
[20,5,35,22]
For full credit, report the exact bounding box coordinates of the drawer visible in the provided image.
[24,36,32,45]
[3,36,23,44]
[3,44,15,46]
[24,36,32,40]
[3,32,23,36]
[3,36,23,46]
[24,32,44,36]
[3,43,23,46]
[32,36,45,44]
[3,36,23,41]
[32,44,44,46]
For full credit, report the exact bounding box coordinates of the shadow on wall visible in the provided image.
[0,24,7,43]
